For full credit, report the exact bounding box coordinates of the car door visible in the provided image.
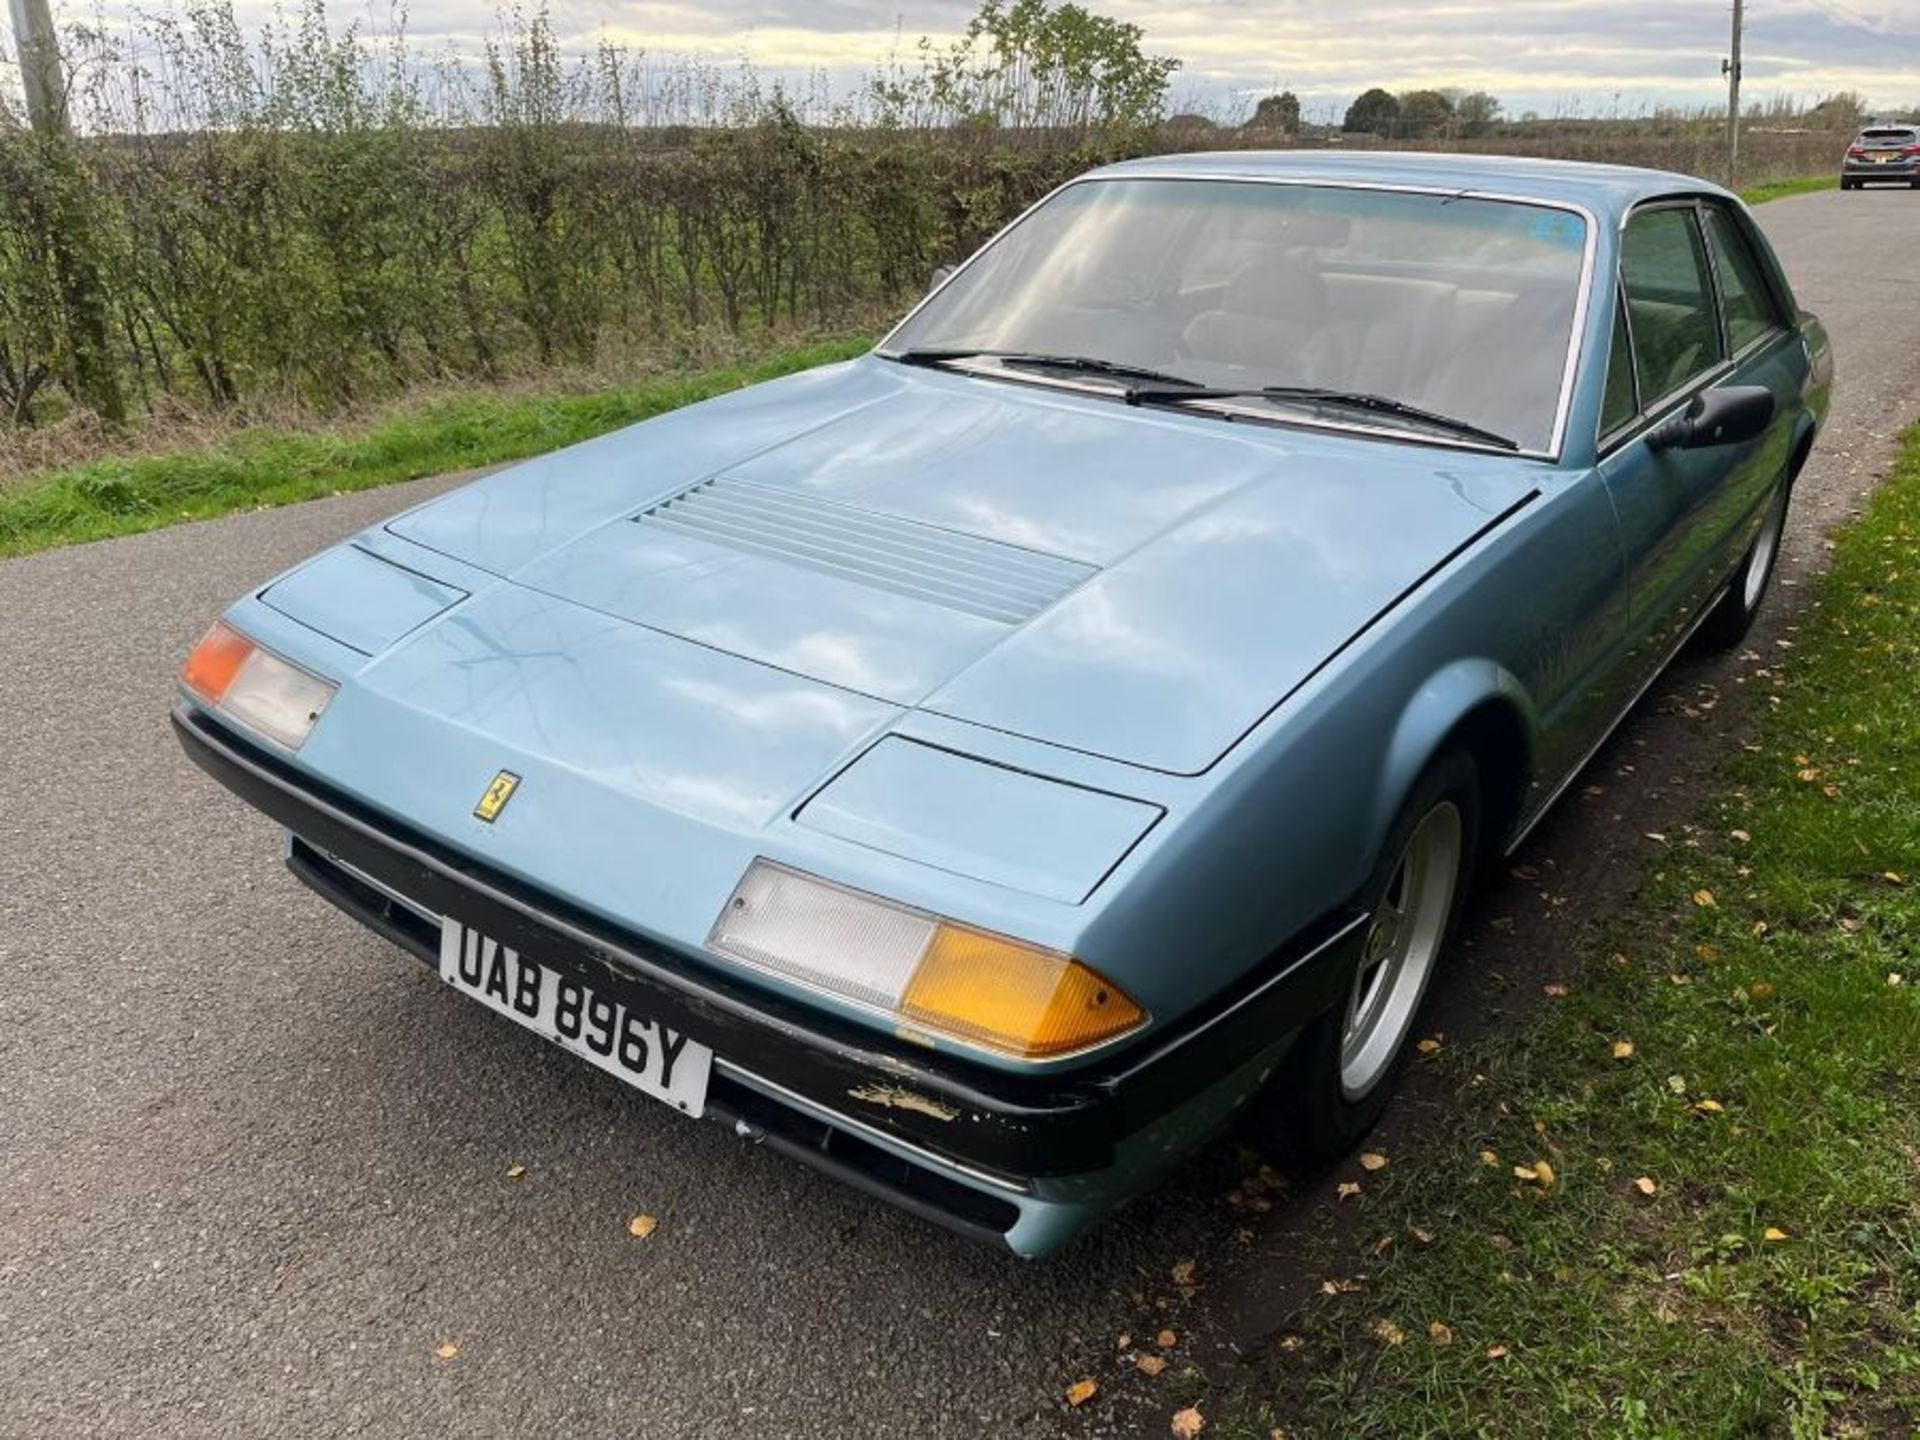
[1596,200,1796,678]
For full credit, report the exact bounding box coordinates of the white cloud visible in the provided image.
[48,0,1920,115]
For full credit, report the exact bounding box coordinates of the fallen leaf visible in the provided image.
[1666,1074,1687,1094]
[1731,829,1751,842]
[1416,1037,1443,1055]
[1485,1345,1510,1360]
[434,1342,459,1361]
[1336,1181,1362,1200]
[1360,1152,1389,1172]
[1513,1160,1556,1188]
[1612,1039,1635,1060]
[1480,1149,1500,1167]
[1171,1407,1206,1439]
[1890,973,1906,988]
[1157,1329,1177,1349]
[627,1214,659,1240]
[1320,1276,1365,1295]
[1634,1176,1658,1196]
[506,1163,526,1180]
[1693,1099,1725,1115]
[1135,1354,1169,1377]
[1692,889,1717,908]
[1750,982,1776,1001]
[1372,1318,1406,1345]
[1170,1259,1196,1287]
[1542,983,1569,998]
[1763,1226,1790,1243]
[1409,1226,1435,1245]
[1428,1320,1455,1346]
[1065,1378,1098,1407]
[1883,872,1905,886]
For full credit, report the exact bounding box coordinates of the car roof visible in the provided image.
[1082,149,1734,221]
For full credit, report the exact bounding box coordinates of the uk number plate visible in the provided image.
[439,919,713,1117]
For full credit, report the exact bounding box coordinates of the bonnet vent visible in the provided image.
[634,476,1095,625]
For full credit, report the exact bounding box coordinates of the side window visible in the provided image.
[1703,208,1785,353]
[1620,209,1725,406]
[1600,299,1638,437]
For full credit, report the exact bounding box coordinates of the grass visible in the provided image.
[1205,429,1920,1438]
[1739,175,1840,206]
[0,337,871,558]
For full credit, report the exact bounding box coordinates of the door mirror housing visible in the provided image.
[1649,385,1776,451]
[927,264,956,295]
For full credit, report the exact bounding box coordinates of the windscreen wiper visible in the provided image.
[887,348,1210,392]
[1124,384,1523,452]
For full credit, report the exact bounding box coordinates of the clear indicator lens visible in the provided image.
[710,863,935,1011]
[216,645,336,750]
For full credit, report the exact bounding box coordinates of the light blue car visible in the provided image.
[174,152,1832,1256]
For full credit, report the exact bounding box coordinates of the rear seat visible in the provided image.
[1318,274,1457,397]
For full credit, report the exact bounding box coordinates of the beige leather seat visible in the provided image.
[1318,274,1457,398]
[1181,259,1350,384]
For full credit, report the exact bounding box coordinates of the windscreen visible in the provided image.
[887,178,1591,453]
[1861,128,1917,141]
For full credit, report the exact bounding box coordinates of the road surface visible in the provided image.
[3,188,1917,1439]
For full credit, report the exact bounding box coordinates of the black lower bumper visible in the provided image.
[173,703,1362,1208]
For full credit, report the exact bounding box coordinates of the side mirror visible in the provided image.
[1648,385,1775,451]
[927,264,956,295]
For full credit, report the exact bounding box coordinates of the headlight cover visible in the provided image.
[707,860,1146,1060]
[181,621,337,750]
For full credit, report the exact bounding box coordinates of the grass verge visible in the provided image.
[1739,175,1839,206]
[0,337,870,558]
[1209,430,1920,1437]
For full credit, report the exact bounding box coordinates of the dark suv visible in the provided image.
[1842,125,1920,190]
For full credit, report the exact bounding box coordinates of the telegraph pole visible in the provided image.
[1724,0,1744,187]
[8,0,69,135]
[7,0,125,425]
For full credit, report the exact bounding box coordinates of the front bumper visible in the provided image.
[173,702,1364,1251]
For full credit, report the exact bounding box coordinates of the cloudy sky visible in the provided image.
[481,0,1917,116]
[48,0,1920,118]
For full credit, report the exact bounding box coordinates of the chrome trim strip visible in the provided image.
[298,836,444,929]
[713,1056,1034,1195]
[875,171,1601,465]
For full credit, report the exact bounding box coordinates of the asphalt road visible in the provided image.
[4,188,1918,1440]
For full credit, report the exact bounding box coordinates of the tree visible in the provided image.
[916,0,1181,132]
[1247,91,1301,133]
[1343,88,1399,136]
[1395,89,1454,139]
[1453,90,1502,137]
[1805,91,1867,133]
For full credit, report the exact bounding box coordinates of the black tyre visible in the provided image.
[1696,478,1789,652]
[1251,748,1480,1164]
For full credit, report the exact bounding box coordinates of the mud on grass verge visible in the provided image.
[1179,430,1920,1439]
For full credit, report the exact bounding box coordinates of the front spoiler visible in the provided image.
[173,703,1364,1215]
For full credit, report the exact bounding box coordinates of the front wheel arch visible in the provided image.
[1372,660,1536,876]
